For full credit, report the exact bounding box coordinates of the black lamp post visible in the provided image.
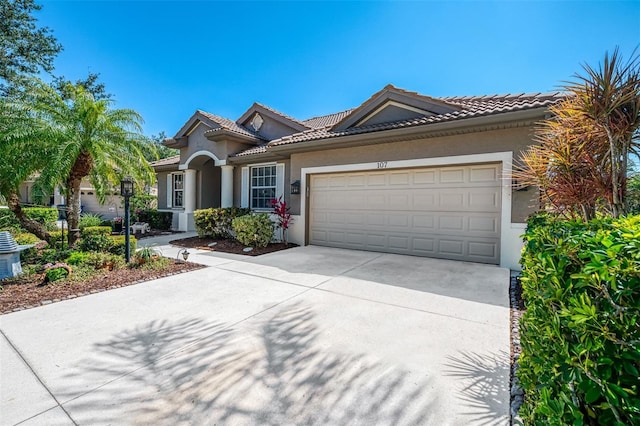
[120,176,134,263]
[56,204,67,250]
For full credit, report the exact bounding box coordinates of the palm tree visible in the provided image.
[3,78,155,245]
[567,47,640,217]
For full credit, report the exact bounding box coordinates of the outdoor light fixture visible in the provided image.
[120,176,134,198]
[56,204,67,250]
[290,180,301,195]
[177,248,190,262]
[120,176,135,263]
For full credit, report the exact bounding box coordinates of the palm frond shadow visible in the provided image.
[442,350,510,426]
[63,302,439,425]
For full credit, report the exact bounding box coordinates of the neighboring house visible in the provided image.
[152,84,563,270]
[18,178,124,219]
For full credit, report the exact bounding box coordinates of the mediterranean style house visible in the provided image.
[152,84,563,270]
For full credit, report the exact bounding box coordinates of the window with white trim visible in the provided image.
[172,173,184,208]
[250,165,276,209]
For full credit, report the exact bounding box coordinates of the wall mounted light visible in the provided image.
[290,180,301,195]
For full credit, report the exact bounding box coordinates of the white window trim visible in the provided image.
[170,172,184,209]
[241,163,284,210]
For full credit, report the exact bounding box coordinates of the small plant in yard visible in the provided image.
[43,263,71,283]
[271,196,293,244]
[79,213,103,230]
[132,246,160,266]
[232,213,274,248]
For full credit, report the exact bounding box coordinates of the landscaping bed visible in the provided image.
[170,236,297,256]
[1,259,203,314]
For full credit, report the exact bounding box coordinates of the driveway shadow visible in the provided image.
[442,350,510,425]
[63,302,439,425]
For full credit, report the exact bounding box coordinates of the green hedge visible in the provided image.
[134,209,173,230]
[108,235,137,256]
[194,207,251,238]
[0,207,58,231]
[232,213,273,248]
[518,214,640,425]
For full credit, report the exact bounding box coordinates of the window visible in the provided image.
[172,173,184,207]
[250,165,276,209]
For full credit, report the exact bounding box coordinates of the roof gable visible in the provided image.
[332,84,461,131]
[237,103,309,137]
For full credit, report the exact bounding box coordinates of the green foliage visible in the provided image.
[13,232,40,245]
[108,235,137,256]
[79,226,112,252]
[131,246,161,267]
[232,213,274,248]
[79,213,103,230]
[38,248,71,264]
[0,207,57,231]
[65,251,89,266]
[0,0,62,93]
[194,207,251,239]
[82,251,124,270]
[130,194,157,215]
[518,213,640,425]
[133,208,172,230]
[46,230,66,250]
[44,266,69,283]
[628,174,640,215]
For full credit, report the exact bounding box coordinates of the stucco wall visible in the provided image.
[253,116,300,141]
[287,126,538,222]
[199,160,221,208]
[157,171,170,210]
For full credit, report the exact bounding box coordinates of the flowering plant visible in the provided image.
[271,196,293,244]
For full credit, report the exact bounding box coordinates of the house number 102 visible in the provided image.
[377,161,388,169]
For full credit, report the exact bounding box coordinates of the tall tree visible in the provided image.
[568,48,640,217]
[516,48,640,220]
[51,72,112,101]
[146,131,178,161]
[6,79,155,245]
[0,0,62,94]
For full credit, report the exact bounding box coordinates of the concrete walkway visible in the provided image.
[1,244,510,425]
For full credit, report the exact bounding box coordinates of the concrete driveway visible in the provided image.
[1,245,510,425]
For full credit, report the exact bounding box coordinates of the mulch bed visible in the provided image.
[0,260,203,315]
[170,236,297,256]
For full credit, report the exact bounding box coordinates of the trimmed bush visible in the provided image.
[232,213,273,248]
[65,251,90,266]
[518,213,640,425]
[135,209,173,230]
[0,207,58,231]
[108,235,137,256]
[194,207,251,239]
[79,226,113,252]
[13,232,41,245]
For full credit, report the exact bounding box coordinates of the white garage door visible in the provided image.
[309,163,502,264]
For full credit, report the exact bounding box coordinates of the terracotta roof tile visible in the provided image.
[266,92,565,147]
[198,110,265,140]
[149,155,180,167]
[253,102,310,128]
[232,144,268,157]
[302,109,355,128]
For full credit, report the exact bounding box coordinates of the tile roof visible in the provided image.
[253,102,310,128]
[302,109,355,128]
[267,92,565,147]
[198,110,266,140]
[232,144,269,157]
[149,155,180,167]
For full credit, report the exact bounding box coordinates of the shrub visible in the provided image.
[43,263,71,283]
[108,235,137,256]
[131,246,161,267]
[135,209,173,230]
[271,196,293,244]
[83,252,124,270]
[47,230,65,250]
[79,226,113,252]
[13,232,41,245]
[39,248,72,264]
[0,207,58,231]
[232,213,273,248]
[194,207,251,239]
[66,251,90,266]
[517,213,640,425]
[79,213,103,230]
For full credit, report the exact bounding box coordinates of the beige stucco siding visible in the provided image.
[288,127,539,222]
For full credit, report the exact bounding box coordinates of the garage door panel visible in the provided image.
[309,163,501,264]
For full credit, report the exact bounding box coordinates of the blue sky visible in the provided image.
[38,0,640,137]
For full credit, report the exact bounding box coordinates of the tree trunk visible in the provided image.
[66,150,93,246]
[608,131,624,218]
[6,191,51,242]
